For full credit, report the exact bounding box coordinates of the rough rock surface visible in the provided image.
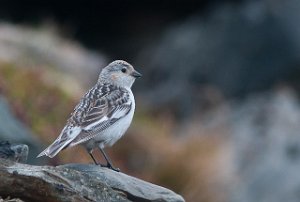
[229,88,300,202]
[0,141,28,163]
[0,96,43,164]
[0,160,185,202]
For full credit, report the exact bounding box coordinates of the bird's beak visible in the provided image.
[131,70,142,78]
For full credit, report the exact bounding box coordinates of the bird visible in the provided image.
[37,60,142,171]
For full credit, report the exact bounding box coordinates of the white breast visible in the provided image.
[96,88,135,148]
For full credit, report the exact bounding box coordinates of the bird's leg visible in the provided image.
[88,152,98,165]
[99,147,120,172]
[87,149,106,166]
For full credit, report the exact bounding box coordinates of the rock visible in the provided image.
[0,141,28,163]
[0,196,24,202]
[0,160,185,202]
[229,88,300,202]
[136,0,300,118]
[0,23,107,88]
[61,164,185,202]
[0,96,42,164]
[0,196,25,202]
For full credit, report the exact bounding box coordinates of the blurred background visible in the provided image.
[1,0,300,201]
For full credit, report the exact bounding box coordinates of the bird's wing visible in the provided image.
[68,83,132,146]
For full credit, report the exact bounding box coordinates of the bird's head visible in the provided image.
[98,60,142,88]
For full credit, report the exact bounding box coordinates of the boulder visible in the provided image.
[229,88,300,202]
[0,96,42,164]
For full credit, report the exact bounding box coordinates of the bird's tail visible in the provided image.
[37,126,81,158]
[37,139,70,158]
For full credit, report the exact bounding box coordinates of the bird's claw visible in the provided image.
[101,163,120,172]
[111,167,120,172]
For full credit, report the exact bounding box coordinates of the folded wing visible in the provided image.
[68,84,132,147]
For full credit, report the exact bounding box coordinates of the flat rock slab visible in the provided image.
[0,160,184,202]
[60,164,185,202]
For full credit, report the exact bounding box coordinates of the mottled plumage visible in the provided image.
[37,60,142,171]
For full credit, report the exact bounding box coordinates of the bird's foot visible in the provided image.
[101,163,120,172]
[95,162,106,167]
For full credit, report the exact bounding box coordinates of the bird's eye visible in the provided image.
[121,68,127,73]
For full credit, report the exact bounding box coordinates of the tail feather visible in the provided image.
[37,139,71,158]
[37,126,81,158]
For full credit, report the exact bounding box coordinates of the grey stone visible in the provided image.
[0,96,43,164]
[0,160,184,202]
[229,88,300,202]
[0,141,29,163]
[60,164,185,202]
[0,23,108,88]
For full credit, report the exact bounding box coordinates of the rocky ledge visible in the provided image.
[0,160,184,202]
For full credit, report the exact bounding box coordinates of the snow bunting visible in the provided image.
[37,60,142,171]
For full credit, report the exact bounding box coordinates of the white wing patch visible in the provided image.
[83,116,109,130]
